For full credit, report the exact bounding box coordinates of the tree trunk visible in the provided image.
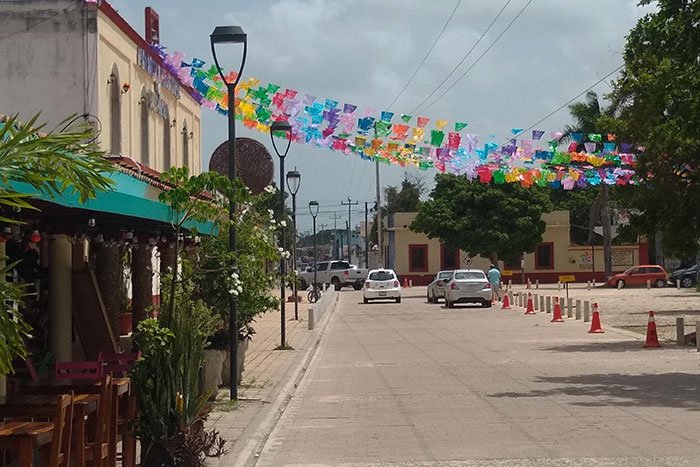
[654,230,664,265]
[131,245,153,330]
[601,184,613,279]
[94,243,122,338]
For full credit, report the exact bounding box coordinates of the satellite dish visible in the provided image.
[209,137,274,195]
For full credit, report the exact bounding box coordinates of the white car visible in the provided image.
[363,269,402,304]
[444,269,492,308]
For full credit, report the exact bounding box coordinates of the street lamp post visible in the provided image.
[286,169,301,320]
[210,25,247,401]
[309,201,320,290]
[270,120,292,348]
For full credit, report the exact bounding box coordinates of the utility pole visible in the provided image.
[329,213,342,260]
[317,223,326,263]
[364,202,369,268]
[341,198,359,264]
[375,160,382,268]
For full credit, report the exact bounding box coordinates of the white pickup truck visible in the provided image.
[298,260,369,291]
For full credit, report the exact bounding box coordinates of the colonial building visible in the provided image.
[386,211,649,285]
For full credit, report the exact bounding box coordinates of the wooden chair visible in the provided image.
[0,393,73,467]
[97,351,141,377]
[83,374,112,467]
[54,360,103,381]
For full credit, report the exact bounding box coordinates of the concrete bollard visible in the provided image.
[534,294,539,310]
[508,279,512,289]
[557,281,561,291]
[308,306,317,330]
[587,280,591,290]
[583,301,590,322]
[539,295,545,312]
[646,279,651,290]
[566,298,573,318]
[575,299,582,320]
[617,280,623,290]
[323,283,327,291]
[592,279,596,288]
[677,279,681,290]
[527,278,531,289]
[409,279,413,287]
[676,317,685,346]
[508,291,513,305]
[546,296,552,314]
[697,322,700,352]
[536,279,539,289]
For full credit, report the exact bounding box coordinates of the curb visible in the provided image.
[232,293,340,467]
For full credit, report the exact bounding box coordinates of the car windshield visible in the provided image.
[454,271,485,280]
[369,271,395,281]
[438,272,453,280]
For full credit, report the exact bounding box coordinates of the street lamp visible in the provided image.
[270,120,292,348]
[309,201,320,291]
[286,169,301,320]
[210,25,247,401]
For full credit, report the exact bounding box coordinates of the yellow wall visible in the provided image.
[96,12,202,174]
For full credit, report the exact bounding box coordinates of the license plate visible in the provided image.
[379,291,387,296]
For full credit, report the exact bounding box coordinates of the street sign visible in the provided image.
[502,270,514,276]
[558,275,576,283]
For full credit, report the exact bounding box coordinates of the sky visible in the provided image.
[108,0,654,234]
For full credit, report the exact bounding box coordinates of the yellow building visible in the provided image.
[0,0,202,174]
[387,211,649,285]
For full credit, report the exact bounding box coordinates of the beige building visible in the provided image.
[387,211,649,285]
[0,0,202,173]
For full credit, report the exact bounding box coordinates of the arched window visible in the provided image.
[163,112,171,171]
[140,88,150,167]
[182,121,189,169]
[108,65,121,154]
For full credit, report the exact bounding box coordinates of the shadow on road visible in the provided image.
[538,341,690,353]
[489,372,700,410]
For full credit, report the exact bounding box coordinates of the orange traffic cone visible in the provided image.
[551,297,564,322]
[643,311,661,348]
[524,292,536,315]
[588,303,604,333]
[501,293,511,310]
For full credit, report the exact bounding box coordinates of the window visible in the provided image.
[182,122,189,168]
[408,244,428,272]
[331,262,350,270]
[369,270,395,281]
[535,243,554,269]
[108,66,121,154]
[440,244,459,270]
[163,113,171,171]
[454,271,486,280]
[140,89,150,166]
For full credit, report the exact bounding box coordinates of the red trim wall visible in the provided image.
[408,244,429,273]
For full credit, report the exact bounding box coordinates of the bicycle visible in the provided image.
[307,284,322,303]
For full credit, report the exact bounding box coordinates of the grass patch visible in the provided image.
[274,344,295,351]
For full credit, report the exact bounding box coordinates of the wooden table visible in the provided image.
[0,421,54,467]
[20,378,133,467]
[0,394,99,467]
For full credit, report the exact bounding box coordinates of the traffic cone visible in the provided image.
[643,311,661,348]
[524,292,536,315]
[551,297,564,322]
[501,293,511,310]
[588,303,604,333]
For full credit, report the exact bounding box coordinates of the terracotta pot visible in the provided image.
[118,313,132,335]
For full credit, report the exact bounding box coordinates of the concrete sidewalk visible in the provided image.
[208,292,337,467]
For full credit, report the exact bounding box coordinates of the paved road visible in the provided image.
[255,288,700,466]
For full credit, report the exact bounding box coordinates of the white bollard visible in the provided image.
[646,279,651,290]
[527,278,531,289]
[535,279,539,289]
[697,321,700,352]
[409,279,413,287]
[587,280,591,291]
[592,279,596,288]
[508,291,513,304]
[539,295,545,312]
[566,298,573,318]
[546,296,552,313]
[308,306,317,330]
[583,301,590,322]
[557,281,561,291]
[677,279,681,290]
[575,299,582,320]
[676,317,685,346]
[533,294,539,310]
[617,280,623,290]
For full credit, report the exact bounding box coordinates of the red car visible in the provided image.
[607,265,667,288]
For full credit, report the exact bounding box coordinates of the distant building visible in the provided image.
[386,211,649,285]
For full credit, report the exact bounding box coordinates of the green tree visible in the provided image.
[610,0,699,258]
[370,174,425,244]
[411,174,552,263]
[0,114,113,376]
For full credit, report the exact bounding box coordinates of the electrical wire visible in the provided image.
[0,4,79,42]
[386,0,463,111]
[409,0,513,115]
[417,0,534,114]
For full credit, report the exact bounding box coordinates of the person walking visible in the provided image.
[487,264,502,302]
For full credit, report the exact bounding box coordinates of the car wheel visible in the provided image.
[363,298,369,304]
[331,277,342,291]
[616,280,626,289]
[654,279,666,288]
[446,300,454,309]
[681,276,694,288]
[395,297,401,304]
[482,301,492,308]
[353,284,363,291]
[426,292,432,303]
[298,279,308,291]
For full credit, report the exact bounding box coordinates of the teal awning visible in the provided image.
[8,170,217,235]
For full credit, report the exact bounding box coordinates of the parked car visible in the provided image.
[444,269,492,308]
[298,260,369,291]
[669,263,698,288]
[606,265,667,288]
[363,269,401,304]
[426,270,454,303]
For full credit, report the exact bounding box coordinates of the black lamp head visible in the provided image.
[210,26,247,45]
[309,200,319,218]
[270,120,292,133]
[286,169,301,196]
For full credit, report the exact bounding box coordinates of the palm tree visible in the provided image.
[0,114,114,376]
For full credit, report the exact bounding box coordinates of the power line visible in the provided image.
[386,0,463,111]
[418,0,534,114]
[0,4,79,42]
[409,0,513,115]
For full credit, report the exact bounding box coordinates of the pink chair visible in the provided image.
[54,360,103,381]
[98,351,141,377]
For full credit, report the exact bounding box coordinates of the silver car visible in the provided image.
[363,269,402,304]
[444,269,492,308]
[426,270,454,303]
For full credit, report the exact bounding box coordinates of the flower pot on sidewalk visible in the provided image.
[201,349,226,400]
[221,340,249,386]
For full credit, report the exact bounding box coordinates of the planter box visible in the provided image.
[201,341,249,399]
[222,340,249,386]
